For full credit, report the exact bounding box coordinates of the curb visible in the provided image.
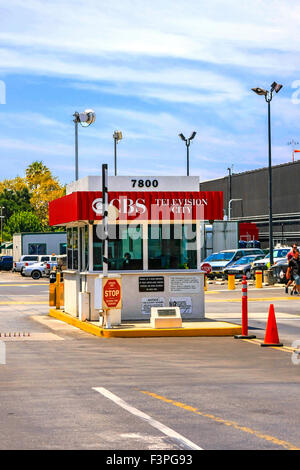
[49,308,242,338]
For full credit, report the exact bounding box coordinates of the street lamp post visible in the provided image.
[178,132,197,176]
[228,199,242,221]
[0,206,4,246]
[113,131,123,176]
[73,109,96,181]
[252,82,283,266]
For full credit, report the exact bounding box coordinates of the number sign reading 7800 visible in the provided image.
[131,179,158,188]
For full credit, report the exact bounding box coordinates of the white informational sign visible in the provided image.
[169,297,192,315]
[169,276,201,294]
[142,297,165,315]
[150,306,182,329]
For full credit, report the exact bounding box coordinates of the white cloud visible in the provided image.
[0,136,72,156]
[0,111,71,130]
[1,0,300,71]
[0,47,247,105]
[0,0,300,89]
[0,0,299,182]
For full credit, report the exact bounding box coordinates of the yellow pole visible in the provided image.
[49,283,56,306]
[255,270,263,289]
[228,274,235,290]
[60,281,64,307]
[55,272,61,309]
[204,274,207,292]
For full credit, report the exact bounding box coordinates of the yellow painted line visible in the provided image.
[49,309,105,337]
[0,284,49,287]
[140,390,300,450]
[241,337,296,354]
[206,296,300,303]
[0,301,48,305]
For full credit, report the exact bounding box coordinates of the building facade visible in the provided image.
[13,232,67,261]
[200,160,300,248]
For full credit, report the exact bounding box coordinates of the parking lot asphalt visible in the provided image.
[1,271,300,450]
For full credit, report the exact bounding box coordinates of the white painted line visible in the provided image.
[93,387,202,450]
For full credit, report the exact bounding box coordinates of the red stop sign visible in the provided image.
[200,262,212,274]
[103,279,121,309]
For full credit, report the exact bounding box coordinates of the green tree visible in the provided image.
[25,161,65,227]
[25,161,51,191]
[0,187,32,223]
[0,161,65,236]
[4,211,43,238]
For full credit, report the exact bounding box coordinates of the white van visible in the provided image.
[251,248,290,271]
[203,248,265,277]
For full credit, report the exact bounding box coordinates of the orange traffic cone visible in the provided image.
[261,304,283,347]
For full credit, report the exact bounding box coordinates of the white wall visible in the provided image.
[66,175,200,194]
[13,232,66,259]
[212,221,238,252]
[64,271,205,322]
[13,234,22,261]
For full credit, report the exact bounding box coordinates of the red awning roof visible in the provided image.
[49,191,223,226]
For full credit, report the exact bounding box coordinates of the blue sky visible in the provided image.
[0,0,300,185]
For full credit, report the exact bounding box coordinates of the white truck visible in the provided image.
[13,255,56,274]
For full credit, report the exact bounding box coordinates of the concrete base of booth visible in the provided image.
[49,308,242,338]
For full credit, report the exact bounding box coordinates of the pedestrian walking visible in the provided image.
[285,243,298,294]
[287,248,300,295]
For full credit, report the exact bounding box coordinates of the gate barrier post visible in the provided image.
[235,275,256,339]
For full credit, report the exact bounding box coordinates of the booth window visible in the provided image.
[85,225,89,269]
[93,225,143,271]
[67,227,79,270]
[79,226,89,271]
[59,243,67,255]
[73,228,78,270]
[28,243,47,255]
[67,228,73,269]
[148,224,197,269]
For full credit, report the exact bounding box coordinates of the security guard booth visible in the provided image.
[49,175,223,323]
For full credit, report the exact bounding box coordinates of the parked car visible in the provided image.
[269,258,289,284]
[0,255,13,271]
[22,260,57,279]
[223,254,265,280]
[13,255,39,272]
[14,255,57,274]
[251,248,290,277]
[203,248,265,278]
[46,254,66,278]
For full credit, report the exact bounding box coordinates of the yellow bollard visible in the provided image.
[49,282,56,306]
[204,274,207,292]
[60,281,64,307]
[228,274,235,290]
[55,272,61,309]
[255,270,263,289]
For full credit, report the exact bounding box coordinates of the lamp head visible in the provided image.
[113,131,123,141]
[178,133,186,141]
[251,87,268,96]
[74,109,96,127]
[271,82,283,93]
[189,131,197,140]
